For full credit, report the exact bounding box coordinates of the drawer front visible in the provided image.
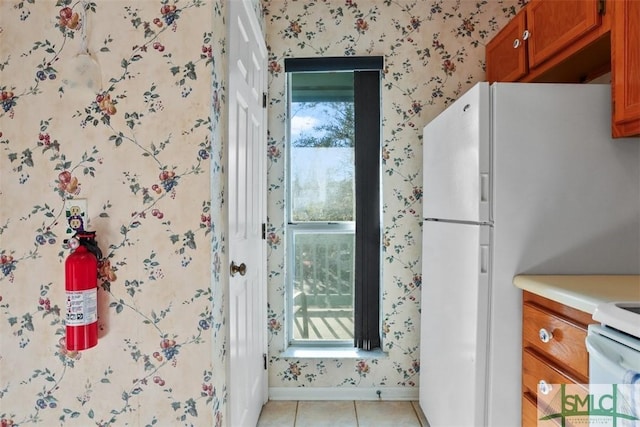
[522,393,538,427]
[522,349,582,397]
[523,303,589,379]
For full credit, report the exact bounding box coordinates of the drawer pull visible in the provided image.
[513,38,521,49]
[538,380,553,395]
[539,328,553,343]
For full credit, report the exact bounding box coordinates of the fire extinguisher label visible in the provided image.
[65,289,98,326]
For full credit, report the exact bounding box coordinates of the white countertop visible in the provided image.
[513,275,640,315]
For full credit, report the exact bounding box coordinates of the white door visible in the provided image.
[228,0,268,425]
[420,220,491,427]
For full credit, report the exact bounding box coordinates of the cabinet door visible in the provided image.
[527,0,602,69]
[486,10,528,82]
[612,0,640,137]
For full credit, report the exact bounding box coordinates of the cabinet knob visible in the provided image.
[539,328,554,343]
[522,30,530,40]
[513,38,521,49]
[538,380,553,395]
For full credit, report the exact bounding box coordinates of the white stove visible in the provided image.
[593,301,640,339]
[587,301,640,387]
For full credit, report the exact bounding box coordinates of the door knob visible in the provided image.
[230,261,247,277]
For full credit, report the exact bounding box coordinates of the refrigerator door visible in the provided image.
[423,82,491,223]
[419,220,491,427]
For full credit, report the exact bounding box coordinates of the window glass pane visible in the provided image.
[290,143,354,222]
[292,231,354,341]
[290,72,355,223]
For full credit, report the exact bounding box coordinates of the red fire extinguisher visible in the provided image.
[65,231,101,351]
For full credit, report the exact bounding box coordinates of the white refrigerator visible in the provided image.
[419,82,640,427]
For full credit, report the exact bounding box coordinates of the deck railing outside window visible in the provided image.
[292,232,354,340]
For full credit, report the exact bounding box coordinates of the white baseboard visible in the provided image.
[268,387,419,401]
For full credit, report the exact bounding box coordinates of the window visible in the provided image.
[285,57,382,350]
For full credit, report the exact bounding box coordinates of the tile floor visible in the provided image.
[257,400,429,427]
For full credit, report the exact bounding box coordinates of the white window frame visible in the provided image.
[283,57,383,351]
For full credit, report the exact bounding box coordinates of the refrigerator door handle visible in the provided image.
[480,173,489,202]
[480,244,489,274]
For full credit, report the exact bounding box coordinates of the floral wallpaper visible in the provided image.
[0,0,525,424]
[0,0,234,426]
[263,0,522,391]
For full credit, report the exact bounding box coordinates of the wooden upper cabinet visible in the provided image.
[486,0,611,84]
[612,0,640,137]
[486,10,528,83]
[527,0,603,69]
[485,0,639,138]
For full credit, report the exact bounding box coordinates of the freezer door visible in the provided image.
[423,82,491,223]
[419,221,491,427]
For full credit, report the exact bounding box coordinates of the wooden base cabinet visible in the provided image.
[521,292,595,427]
